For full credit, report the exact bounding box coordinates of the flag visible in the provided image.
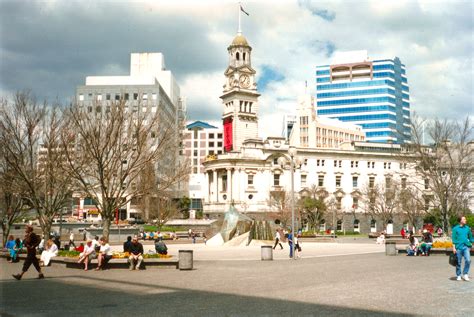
[240,5,249,16]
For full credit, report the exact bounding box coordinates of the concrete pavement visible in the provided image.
[1,243,473,316]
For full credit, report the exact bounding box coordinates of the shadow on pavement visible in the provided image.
[1,275,412,316]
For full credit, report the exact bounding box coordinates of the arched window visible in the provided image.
[236,52,240,60]
[319,219,326,232]
[243,52,246,60]
[353,219,360,233]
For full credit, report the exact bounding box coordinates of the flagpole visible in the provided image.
[238,2,242,34]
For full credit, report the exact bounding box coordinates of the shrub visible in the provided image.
[58,250,80,257]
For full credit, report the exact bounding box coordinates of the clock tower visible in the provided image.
[221,31,260,152]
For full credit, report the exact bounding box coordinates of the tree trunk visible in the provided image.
[2,223,10,246]
[102,217,111,241]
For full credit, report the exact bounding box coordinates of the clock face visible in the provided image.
[239,74,250,88]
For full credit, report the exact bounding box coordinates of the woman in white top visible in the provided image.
[96,237,113,270]
[77,240,96,271]
[40,239,58,266]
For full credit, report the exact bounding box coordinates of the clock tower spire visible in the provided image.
[221,31,260,152]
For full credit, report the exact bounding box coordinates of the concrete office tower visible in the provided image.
[315,50,411,143]
[76,52,186,220]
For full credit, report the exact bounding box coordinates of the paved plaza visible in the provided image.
[1,242,473,316]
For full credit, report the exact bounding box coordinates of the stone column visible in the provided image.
[204,171,209,203]
[213,169,218,202]
[227,168,232,201]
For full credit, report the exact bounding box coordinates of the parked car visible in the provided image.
[128,218,145,225]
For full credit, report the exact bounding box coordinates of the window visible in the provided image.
[193,150,198,156]
[193,158,198,165]
[319,220,326,232]
[352,176,358,188]
[97,94,102,101]
[424,197,430,211]
[248,175,254,186]
[115,94,120,101]
[401,178,407,189]
[301,175,307,187]
[106,93,111,101]
[337,220,342,231]
[336,197,342,209]
[273,174,280,186]
[424,179,429,190]
[352,197,359,209]
[273,158,279,165]
[79,94,84,101]
[209,133,215,139]
[336,176,341,187]
[143,93,148,100]
[369,177,375,188]
[125,93,130,100]
[353,219,360,232]
[318,175,324,187]
[218,133,223,138]
[194,141,198,147]
[370,219,376,230]
[152,93,157,100]
[222,175,227,192]
[209,142,215,147]
[133,93,139,100]
[218,142,222,147]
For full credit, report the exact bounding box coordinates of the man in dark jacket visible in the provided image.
[13,225,44,280]
[128,236,144,270]
[123,236,132,253]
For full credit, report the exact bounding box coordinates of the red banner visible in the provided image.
[223,117,233,152]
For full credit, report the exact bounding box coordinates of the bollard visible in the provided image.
[385,240,397,256]
[179,250,193,270]
[261,245,273,261]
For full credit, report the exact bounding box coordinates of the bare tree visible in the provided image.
[409,115,473,232]
[267,190,292,227]
[361,181,401,230]
[399,186,425,231]
[62,99,188,240]
[0,92,72,238]
[0,148,29,245]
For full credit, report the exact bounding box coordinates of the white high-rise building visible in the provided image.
[75,52,186,221]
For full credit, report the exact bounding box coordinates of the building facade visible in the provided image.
[290,95,366,149]
[315,50,411,144]
[75,52,186,221]
[183,121,224,212]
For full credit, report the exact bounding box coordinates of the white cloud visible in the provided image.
[0,0,472,139]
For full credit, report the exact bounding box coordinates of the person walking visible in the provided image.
[12,225,44,280]
[286,231,294,258]
[452,216,473,281]
[273,229,283,250]
[69,231,76,249]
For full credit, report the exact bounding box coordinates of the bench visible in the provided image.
[0,251,178,269]
[62,256,179,269]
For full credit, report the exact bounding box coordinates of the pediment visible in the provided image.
[237,65,256,74]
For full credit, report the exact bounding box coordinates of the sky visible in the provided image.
[1,0,472,138]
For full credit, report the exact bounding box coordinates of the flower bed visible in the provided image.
[432,240,453,248]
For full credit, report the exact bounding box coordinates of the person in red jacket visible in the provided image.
[400,227,406,239]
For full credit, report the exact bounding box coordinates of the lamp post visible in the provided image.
[278,146,303,260]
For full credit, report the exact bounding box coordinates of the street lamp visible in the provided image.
[278,146,304,260]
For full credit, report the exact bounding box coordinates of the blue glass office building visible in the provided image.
[315,54,411,143]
